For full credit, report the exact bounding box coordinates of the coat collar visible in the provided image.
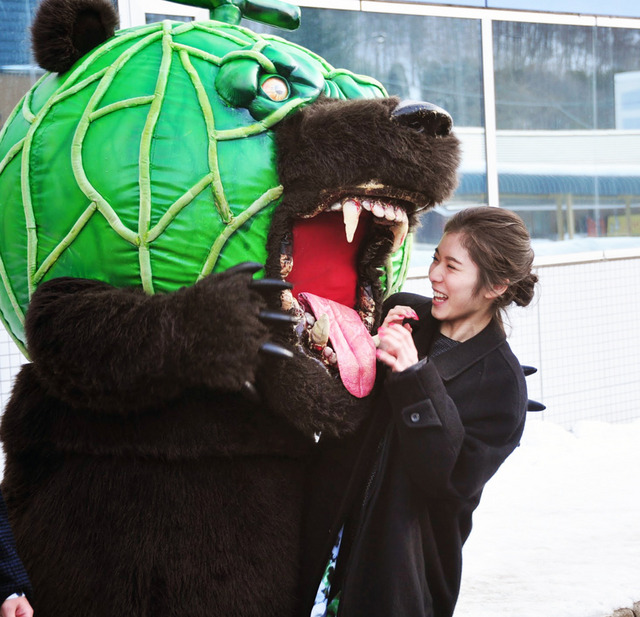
[414,300,506,381]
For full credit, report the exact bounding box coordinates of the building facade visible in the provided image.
[2,1,640,423]
[2,0,640,247]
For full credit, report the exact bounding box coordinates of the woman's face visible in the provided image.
[428,232,496,337]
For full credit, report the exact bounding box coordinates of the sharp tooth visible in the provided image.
[384,204,396,221]
[343,199,361,243]
[361,199,372,211]
[310,313,330,347]
[281,289,295,311]
[372,201,385,219]
[329,202,342,212]
[391,218,409,253]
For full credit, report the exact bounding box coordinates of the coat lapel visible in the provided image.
[415,300,507,381]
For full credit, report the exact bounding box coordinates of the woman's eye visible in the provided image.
[261,76,289,102]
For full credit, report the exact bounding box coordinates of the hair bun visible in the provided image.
[513,272,538,307]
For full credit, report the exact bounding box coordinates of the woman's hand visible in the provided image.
[1,595,33,617]
[376,306,419,372]
[380,305,419,331]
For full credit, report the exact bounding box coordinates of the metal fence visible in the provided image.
[404,247,640,428]
[1,248,640,428]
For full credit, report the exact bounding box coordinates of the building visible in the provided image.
[3,0,640,246]
[1,1,640,423]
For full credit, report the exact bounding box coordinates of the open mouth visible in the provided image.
[432,290,448,304]
[276,191,417,398]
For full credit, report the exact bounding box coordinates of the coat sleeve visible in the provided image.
[383,354,526,501]
[0,492,31,601]
[24,270,270,412]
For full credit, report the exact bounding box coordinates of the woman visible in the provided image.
[302,206,538,617]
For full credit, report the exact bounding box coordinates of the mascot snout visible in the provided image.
[391,99,454,137]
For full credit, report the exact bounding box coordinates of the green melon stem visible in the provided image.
[33,203,98,285]
[198,184,283,278]
[0,139,25,176]
[147,174,217,242]
[214,95,312,140]
[137,21,175,293]
[219,49,277,73]
[0,253,26,326]
[90,96,156,121]
[23,27,167,299]
[53,68,109,105]
[178,48,232,224]
[193,21,261,46]
[20,89,37,123]
[171,43,222,65]
[0,71,46,142]
[0,306,28,357]
[58,22,163,94]
[71,61,140,245]
[21,142,37,296]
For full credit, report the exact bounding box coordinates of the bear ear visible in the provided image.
[31,0,119,74]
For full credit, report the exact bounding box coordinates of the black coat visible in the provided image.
[300,292,527,617]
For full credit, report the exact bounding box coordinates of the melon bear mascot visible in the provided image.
[0,0,460,614]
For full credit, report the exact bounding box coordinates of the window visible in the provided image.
[0,0,43,127]
[493,21,640,244]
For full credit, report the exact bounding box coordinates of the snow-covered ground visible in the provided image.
[456,416,640,617]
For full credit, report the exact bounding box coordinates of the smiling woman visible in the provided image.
[301,206,539,617]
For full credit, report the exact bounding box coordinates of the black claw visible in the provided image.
[259,310,298,325]
[522,365,538,376]
[260,341,295,359]
[527,399,546,412]
[227,262,264,275]
[241,381,262,404]
[250,278,294,294]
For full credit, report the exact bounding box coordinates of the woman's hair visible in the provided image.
[443,206,538,319]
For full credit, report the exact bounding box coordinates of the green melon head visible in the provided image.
[0,0,398,353]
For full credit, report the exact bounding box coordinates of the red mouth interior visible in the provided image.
[287,210,377,399]
[289,211,371,308]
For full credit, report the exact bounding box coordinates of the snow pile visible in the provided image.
[457,417,640,617]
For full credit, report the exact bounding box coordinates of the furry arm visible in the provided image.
[257,331,373,439]
[25,270,270,412]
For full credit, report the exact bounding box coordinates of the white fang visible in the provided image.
[343,199,361,243]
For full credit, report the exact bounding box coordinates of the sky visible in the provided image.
[456,416,640,617]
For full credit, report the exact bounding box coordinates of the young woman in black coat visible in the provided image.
[302,206,538,617]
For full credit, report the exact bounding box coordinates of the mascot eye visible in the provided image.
[261,76,289,102]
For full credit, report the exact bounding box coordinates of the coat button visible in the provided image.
[410,412,421,423]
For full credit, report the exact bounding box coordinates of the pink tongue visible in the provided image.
[298,292,376,398]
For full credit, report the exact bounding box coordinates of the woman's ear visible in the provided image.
[484,282,508,299]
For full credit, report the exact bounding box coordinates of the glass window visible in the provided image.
[145,13,194,23]
[0,0,42,128]
[493,21,640,250]
[488,0,640,19]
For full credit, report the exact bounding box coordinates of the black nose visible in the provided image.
[391,100,453,137]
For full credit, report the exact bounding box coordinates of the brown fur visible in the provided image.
[31,0,118,73]
[1,62,460,617]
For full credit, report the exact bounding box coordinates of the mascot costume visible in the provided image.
[0,0,461,614]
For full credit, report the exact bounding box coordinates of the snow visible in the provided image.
[456,417,640,617]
